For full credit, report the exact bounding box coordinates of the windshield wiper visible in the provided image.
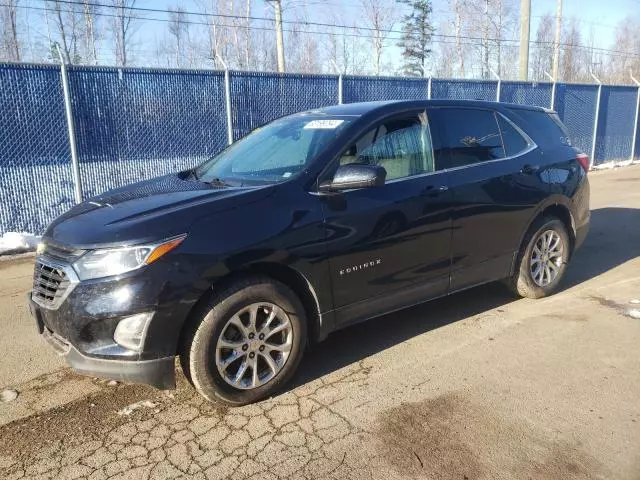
[203,177,231,187]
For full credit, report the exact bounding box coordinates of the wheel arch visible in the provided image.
[177,262,325,357]
[510,200,576,276]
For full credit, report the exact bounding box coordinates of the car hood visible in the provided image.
[44,173,275,248]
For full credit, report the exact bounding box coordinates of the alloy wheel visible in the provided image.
[530,229,564,287]
[215,303,293,390]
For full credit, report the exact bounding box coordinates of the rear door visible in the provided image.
[320,110,453,326]
[428,106,548,291]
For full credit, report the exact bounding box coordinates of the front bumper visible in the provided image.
[29,294,176,389]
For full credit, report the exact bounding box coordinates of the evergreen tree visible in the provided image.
[397,0,435,77]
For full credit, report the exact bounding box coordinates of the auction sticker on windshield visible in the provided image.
[304,119,345,129]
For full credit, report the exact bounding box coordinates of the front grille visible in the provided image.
[32,261,74,309]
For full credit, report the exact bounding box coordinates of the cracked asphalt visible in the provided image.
[1,166,640,479]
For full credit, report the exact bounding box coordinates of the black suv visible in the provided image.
[28,100,590,405]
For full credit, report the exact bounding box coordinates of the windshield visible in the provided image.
[194,115,352,185]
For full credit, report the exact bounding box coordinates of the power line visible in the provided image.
[5,3,487,47]
[38,0,507,44]
[8,2,640,59]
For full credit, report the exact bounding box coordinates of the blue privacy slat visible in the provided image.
[343,76,427,103]
[431,79,498,101]
[500,81,553,108]
[0,64,75,234]
[554,84,599,158]
[230,71,338,139]
[594,86,637,163]
[68,66,228,198]
[1,63,639,234]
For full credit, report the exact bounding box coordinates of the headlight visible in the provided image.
[73,235,186,281]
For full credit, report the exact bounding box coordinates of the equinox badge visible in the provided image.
[339,259,382,276]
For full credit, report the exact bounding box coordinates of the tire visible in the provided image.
[506,216,571,299]
[180,276,307,406]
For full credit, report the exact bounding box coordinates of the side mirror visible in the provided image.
[319,164,386,192]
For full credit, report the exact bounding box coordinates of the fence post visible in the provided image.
[338,74,343,105]
[217,55,234,146]
[490,68,500,102]
[544,71,556,110]
[55,43,83,204]
[427,76,432,100]
[590,71,602,168]
[630,71,640,161]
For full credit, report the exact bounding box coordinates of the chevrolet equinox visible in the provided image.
[28,100,590,405]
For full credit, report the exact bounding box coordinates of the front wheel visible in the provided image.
[507,217,571,299]
[181,276,307,405]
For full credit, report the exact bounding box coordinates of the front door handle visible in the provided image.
[521,164,540,175]
[422,185,449,197]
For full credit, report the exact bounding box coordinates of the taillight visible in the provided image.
[576,153,590,173]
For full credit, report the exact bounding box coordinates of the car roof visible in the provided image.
[308,99,550,117]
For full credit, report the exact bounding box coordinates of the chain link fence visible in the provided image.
[594,86,638,163]
[0,64,75,235]
[432,79,498,101]
[230,71,338,139]
[343,75,428,103]
[500,81,553,108]
[2,63,640,235]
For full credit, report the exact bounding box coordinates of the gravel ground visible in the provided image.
[0,166,639,480]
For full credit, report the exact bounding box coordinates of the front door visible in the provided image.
[320,111,452,326]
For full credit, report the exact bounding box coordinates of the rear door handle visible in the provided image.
[521,164,540,175]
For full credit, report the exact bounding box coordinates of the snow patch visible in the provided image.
[626,309,640,320]
[0,389,18,403]
[0,232,41,255]
[117,400,157,416]
[592,159,640,170]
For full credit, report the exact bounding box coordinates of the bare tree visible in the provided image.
[167,7,190,67]
[197,0,255,69]
[0,0,20,61]
[47,0,84,63]
[82,0,100,65]
[560,18,585,82]
[531,13,553,81]
[360,0,396,75]
[433,20,456,77]
[324,14,369,75]
[605,16,640,83]
[108,0,137,67]
[285,9,322,73]
[453,0,465,77]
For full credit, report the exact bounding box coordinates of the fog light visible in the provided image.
[113,312,153,352]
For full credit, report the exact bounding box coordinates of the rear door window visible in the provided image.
[430,108,505,170]
[496,114,530,156]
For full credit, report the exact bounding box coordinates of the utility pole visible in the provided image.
[484,0,489,79]
[518,0,530,80]
[270,0,286,73]
[552,0,562,80]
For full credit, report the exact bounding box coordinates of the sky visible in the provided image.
[15,0,640,75]
[132,0,639,63]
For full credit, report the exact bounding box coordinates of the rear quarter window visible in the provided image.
[496,114,531,156]
[508,109,571,147]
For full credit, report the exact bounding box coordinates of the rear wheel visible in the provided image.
[181,276,307,405]
[507,217,571,299]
